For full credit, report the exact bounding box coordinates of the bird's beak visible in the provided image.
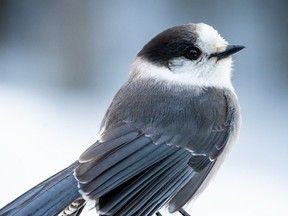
[209,45,245,60]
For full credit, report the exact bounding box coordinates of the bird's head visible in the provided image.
[130,23,244,90]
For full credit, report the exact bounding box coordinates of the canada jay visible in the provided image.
[0,23,244,216]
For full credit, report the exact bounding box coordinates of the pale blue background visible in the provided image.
[0,1,287,215]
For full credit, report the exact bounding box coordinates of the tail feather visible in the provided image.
[0,161,81,216]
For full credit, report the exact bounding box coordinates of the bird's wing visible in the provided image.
[75,81,240,215]
[75,122,193,215]
[75,117,234,215]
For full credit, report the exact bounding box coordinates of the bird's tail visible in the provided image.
[0,161,82,216]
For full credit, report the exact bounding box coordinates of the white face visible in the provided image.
[130,23,235,91]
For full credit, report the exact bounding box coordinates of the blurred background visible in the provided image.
[0,0,287,215]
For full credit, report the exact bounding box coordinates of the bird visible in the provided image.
[0,23,244,216]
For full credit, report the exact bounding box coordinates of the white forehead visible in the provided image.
[195,23,228,54]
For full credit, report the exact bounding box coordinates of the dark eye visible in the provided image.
[184,46,202,60]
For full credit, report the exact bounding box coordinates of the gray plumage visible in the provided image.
[75,78,240,215]
[0,23,243,216]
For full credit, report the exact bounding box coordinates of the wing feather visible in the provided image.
[168,161,215,213]
[74,83,240,215]
[80,141,173,197]
[76,133,150,183]
[97,147,190,214]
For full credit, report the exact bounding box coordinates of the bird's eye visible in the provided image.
[184,46,202,60]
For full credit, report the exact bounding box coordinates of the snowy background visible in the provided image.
[0,1,287,215]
